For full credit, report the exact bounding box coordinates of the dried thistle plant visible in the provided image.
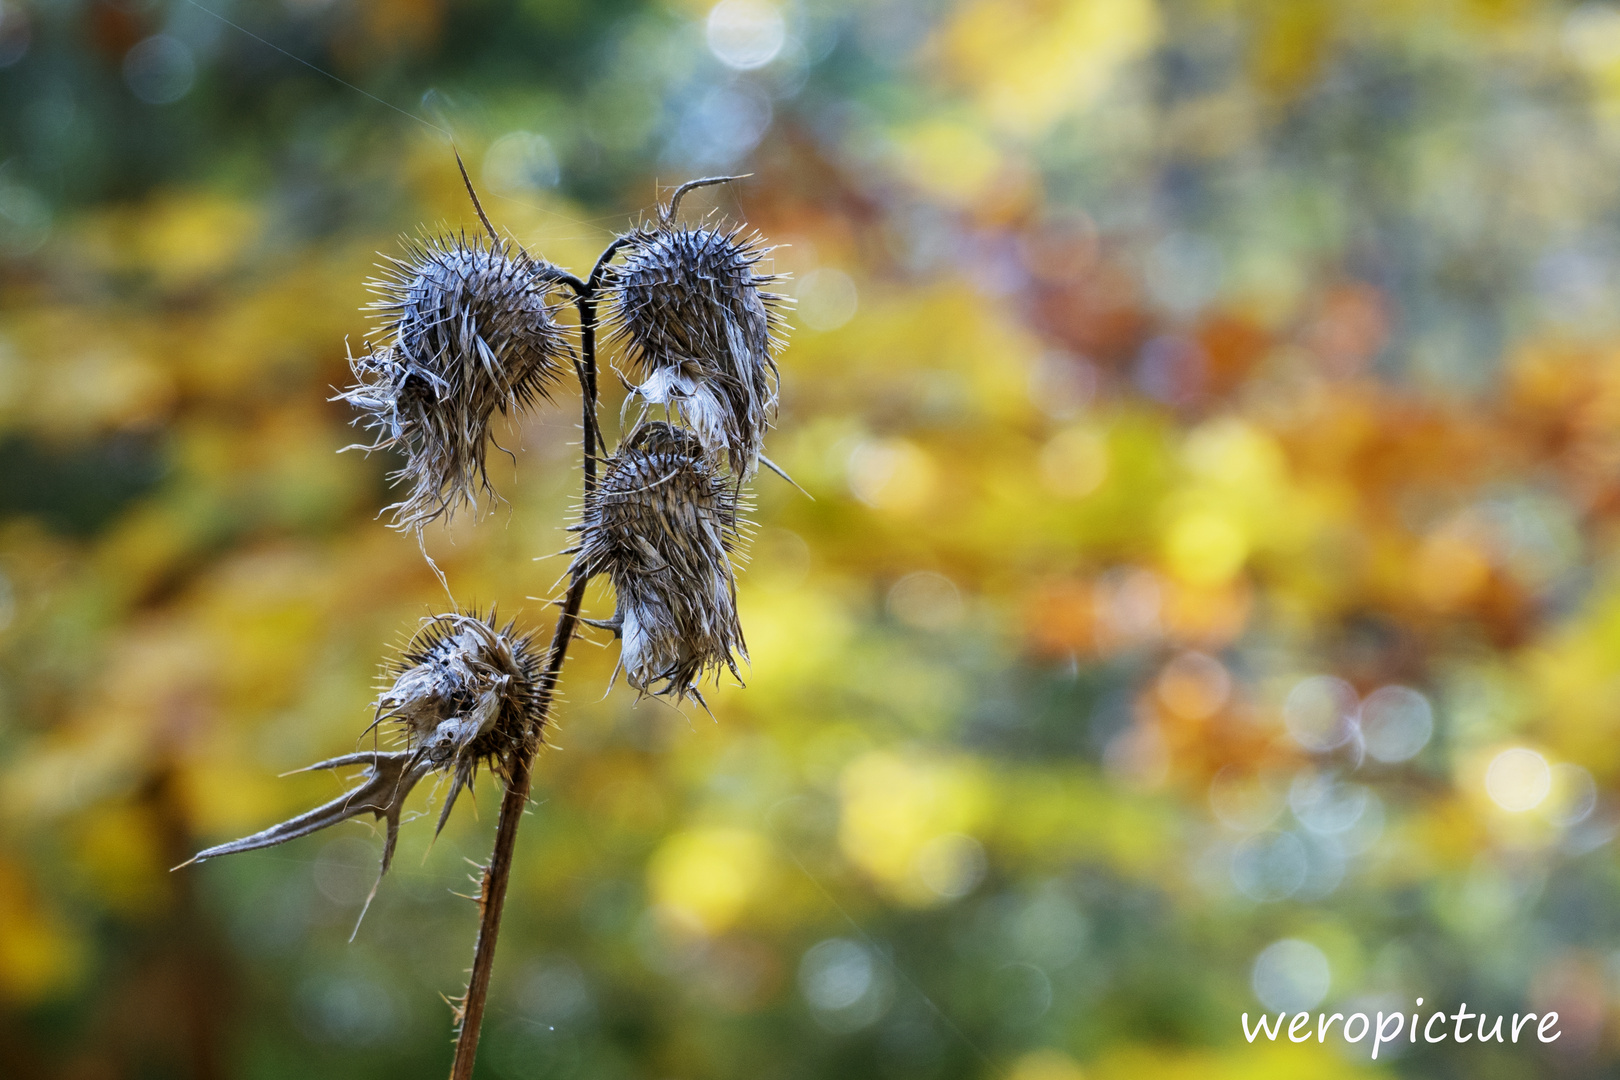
[184,169,792,1080]
[340,233,570,534]
[571,420,748,705]
[607,184,787,477]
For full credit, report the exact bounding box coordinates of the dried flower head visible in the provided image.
[571,421,749,703]
[340,235,569,533]
[607,221,786,477]
[376,610,545,832]
[181,610,543,921]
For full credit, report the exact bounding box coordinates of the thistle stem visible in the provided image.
[662,174,749,223]
[448,248,615,1080]
[447,571,585,1080]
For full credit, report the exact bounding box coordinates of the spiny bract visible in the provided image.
[606,223,786,477]
[340,235,569,534]
[183,610,543,895]
[571,420,749,704]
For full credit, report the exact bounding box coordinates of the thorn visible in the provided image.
[760,454,812,499]
[443,991,468,1029]
[454,148,500,247]
[349,873,383,943]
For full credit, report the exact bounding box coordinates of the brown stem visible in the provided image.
[448,243,618,1079]
[661,174,749,223]
[447,570,586,1080]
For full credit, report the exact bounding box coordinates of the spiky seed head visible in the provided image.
[180,609,544,917]
[339,234,569,534]
[376,610,545,830]
[572,421,749,702]
[606,224,787,477]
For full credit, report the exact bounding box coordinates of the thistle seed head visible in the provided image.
[606,224,787,477]
[180,609,544,926]
[377,610,545,832]
[571,421,749,702]
[340,234,569,534]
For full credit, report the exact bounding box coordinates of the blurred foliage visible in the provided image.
[7,0,1620,1077]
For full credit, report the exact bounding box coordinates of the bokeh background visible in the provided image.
[6,0,1620,1076]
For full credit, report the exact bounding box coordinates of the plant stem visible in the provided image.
[447,572,585,1080]
[448,244,619,1080]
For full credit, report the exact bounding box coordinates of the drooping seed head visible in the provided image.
[571,421,749,702]
[606,223,787,477]
[339,234,569,534]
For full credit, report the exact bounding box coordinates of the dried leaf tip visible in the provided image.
[178,611,544,915]
[571,421,749,703]
[339,234,571,535]
[179,749,429,936]
[181,751,427,870]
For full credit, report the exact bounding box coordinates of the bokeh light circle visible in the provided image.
[799,938,871,1010]
[1547,762,1598,826]
[1251,938,1331,1012]
[847,437,935,512]
[123,35,196,105]
[0,182,51,256]
[483,131,560,192]
[1289,772,1370,835]
[796,268,858,331]
[1209,765,1286,832]
[1231,831,1308,901]
[706,0,786,70]
[914,832,986,899]
[1485,747,1552,812]
[1283,675,1359,751]
[1038,426,1108,498]
[1359,684,1433,763]
[798,938,891,1032]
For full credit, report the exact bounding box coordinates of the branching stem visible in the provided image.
[448,183,743,1078]
[447,246,615,1080]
